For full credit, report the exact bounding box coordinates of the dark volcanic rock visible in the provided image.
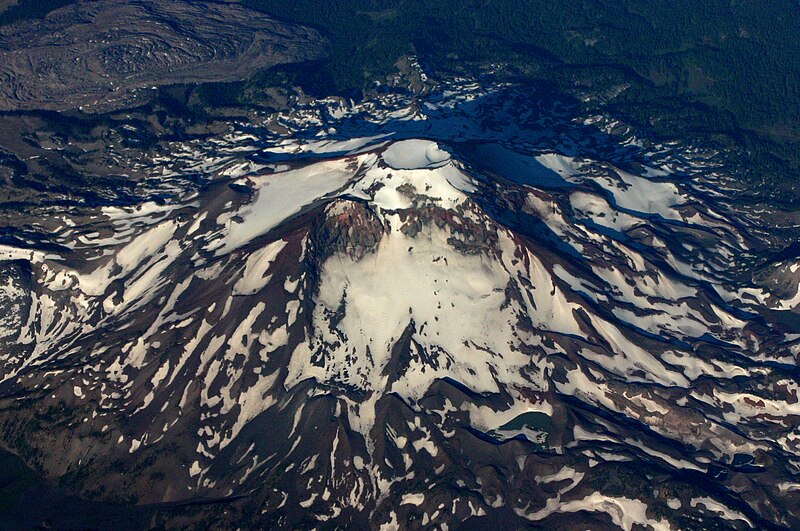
[2,79,800,529]
[0,0,326,112]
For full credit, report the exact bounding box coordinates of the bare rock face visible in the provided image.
[2,79,800,529]
[0,0,326,112]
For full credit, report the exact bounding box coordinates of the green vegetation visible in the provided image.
[241,0,800,202]
[0,451,37,515]
[2,0,799,201]
[241,0,800,133]
[0,0,72,25]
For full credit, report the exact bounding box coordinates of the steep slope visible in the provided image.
[1,81,799,529]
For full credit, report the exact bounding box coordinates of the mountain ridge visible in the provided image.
[1,79,799,528]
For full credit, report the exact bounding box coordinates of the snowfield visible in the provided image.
[0,78,797,529]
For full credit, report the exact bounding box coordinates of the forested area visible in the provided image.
[239,0,799,131]
[0,0,72,25]
[3,0,800,201]
[238,0,800,202]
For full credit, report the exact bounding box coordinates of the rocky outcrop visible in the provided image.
[0,0,326,112]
